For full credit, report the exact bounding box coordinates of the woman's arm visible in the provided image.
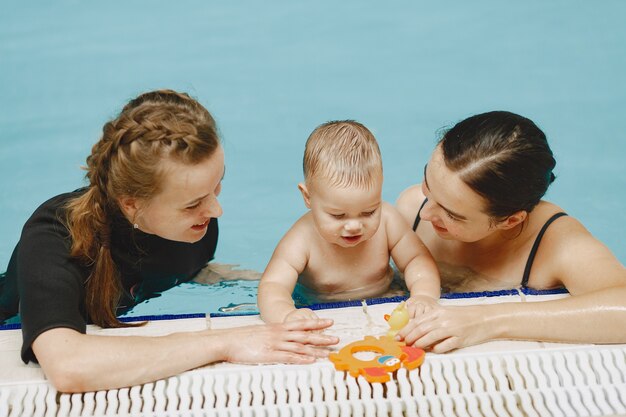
[398,218,626,351]
[33,318,338,393]
[397,285,626,352]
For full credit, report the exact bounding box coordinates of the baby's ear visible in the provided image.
[298,183,312,208]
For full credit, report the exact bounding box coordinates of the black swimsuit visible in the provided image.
[0,188,219,363]
[412,198,568,287]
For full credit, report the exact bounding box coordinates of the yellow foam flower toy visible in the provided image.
[329,302,425,383]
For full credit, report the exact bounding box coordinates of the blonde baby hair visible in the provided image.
[303,120,382,189]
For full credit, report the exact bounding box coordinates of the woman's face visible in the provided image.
[419,146,496,242]
[132,146,225,243]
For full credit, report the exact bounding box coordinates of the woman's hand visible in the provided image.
[397,304,496,353]
[219,318,338,364]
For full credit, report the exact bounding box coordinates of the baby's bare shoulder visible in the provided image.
[270,214,316,271]
[288,212,317,236]
[380,201,408,225]
[396,184,424,207]
[278,213,311,243]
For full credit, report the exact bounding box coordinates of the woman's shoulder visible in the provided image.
[528,200,625,293]
[525,201,589,250]
[530,201,581,231]
[29,188,87,215]
[395,184,426,225]
[24,188,87,230]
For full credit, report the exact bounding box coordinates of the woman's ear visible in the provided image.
[298,183,312,209]
[496,210,528,230]
[117,196,140,220]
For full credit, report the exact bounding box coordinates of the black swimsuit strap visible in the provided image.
[521,212,568,287]
[412,198,429,231]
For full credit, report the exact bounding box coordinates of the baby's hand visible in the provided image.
[284,308,319,323]
[407,295,439,318]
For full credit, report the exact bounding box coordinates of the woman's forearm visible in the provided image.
[35,317,338,393]
[34,328,227,393]
[489,286,626,343]
[399,285,626,352]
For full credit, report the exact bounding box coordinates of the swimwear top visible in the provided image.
[0,188,218,363]
[412,198,568,287]
[411,198,429,231]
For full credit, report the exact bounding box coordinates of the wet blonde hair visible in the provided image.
[65,89,220,328]
[303,120,383,189]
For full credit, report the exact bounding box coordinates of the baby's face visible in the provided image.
[307,179,383,248]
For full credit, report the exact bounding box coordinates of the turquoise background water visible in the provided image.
[1,1,624,317]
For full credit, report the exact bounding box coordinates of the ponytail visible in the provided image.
[65,89,219,328]
[65,179,131,328]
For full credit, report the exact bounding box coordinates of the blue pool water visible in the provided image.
[1,1,625,319]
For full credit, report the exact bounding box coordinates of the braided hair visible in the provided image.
[64,90,220,328]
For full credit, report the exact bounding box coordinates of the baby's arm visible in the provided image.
[385,203,441,314]
[258,224,317,323]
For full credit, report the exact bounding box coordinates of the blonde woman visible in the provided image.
[0,90,337,392]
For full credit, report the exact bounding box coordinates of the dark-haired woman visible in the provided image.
[0,90,337,393]
[396,111,626,352]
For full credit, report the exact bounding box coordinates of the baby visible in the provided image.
[258,120,440,323]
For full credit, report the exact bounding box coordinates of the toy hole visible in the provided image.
[353,351,379,361]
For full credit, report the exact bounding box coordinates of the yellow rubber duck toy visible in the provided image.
[384,301,409,338]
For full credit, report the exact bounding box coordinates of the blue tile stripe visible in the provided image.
[0,287,569,330]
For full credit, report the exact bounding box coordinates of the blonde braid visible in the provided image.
[65,90,220,328]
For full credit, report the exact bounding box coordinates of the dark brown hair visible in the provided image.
[440,111,556,219]
[65,90,220,328]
